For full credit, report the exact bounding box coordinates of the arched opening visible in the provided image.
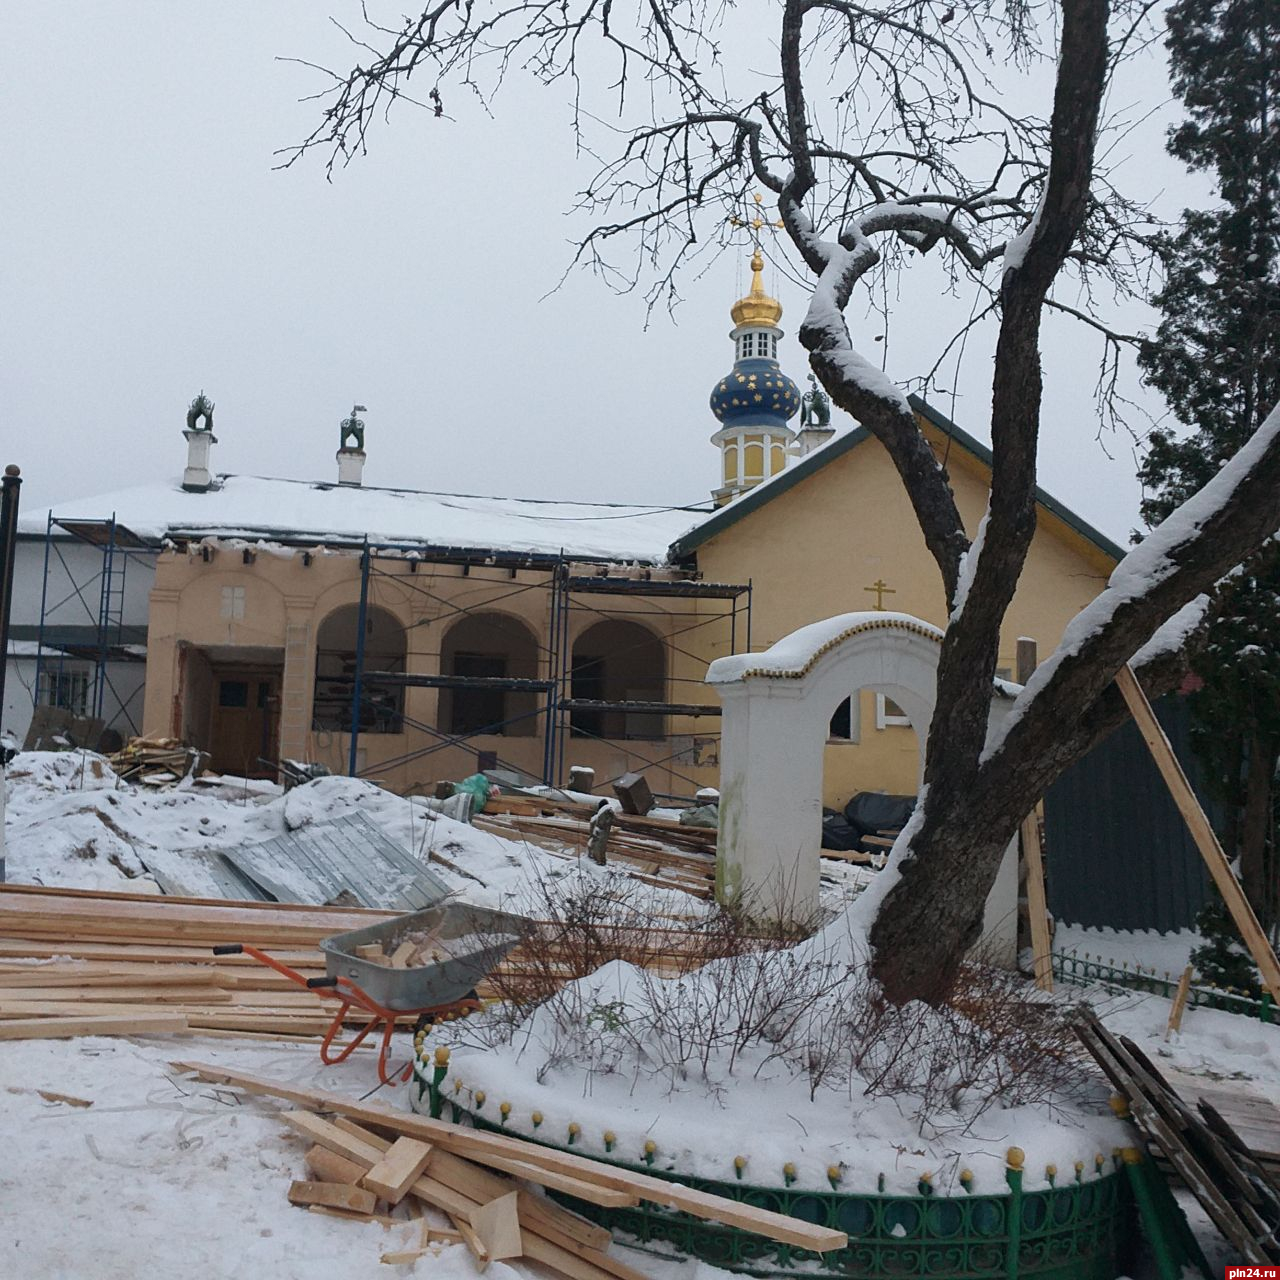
[439,612,539,737]
[820,685,920,858]
[313,604,407,733]
[570,619,665,740]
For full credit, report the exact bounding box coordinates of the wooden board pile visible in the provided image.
[176,1060,847,1277]
[0,884,401,1042]
[1077,1011,1280,1265]
[0,885,753,1039]
[479,794,718,899]
[107,735,203,785]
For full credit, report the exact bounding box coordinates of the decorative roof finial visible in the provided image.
[726,193,786,328]
[340,404,367,452]
[186,391,214,434]
[801,373,831,428]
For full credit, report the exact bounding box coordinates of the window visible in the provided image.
[740,333,754,359]
[439,612,540,738]
[451,653,507,735]
[218,680,249,708]
[570,620,665,740]
[220,586,246,620]
[828,696,861,743]
[723,440,740,483]
[313,604,407,733]
[875,694,912,729]
[38,668,89,716]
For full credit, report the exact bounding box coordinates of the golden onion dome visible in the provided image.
[730,250,783,328]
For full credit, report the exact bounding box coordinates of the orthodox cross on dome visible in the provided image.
[728,191,784,248]
[864,578,896,610]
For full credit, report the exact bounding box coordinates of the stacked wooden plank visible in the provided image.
[1077,1011,1280,1264]
[176,1060,847,1278]
[0,884,403,1041]
[0,885,749,1040]
[478,796,718,899]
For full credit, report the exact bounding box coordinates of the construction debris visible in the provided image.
[107,735,204,784]
[1077,1010,1280,1264]
[611,772,654,816]
[144,811,452,910]
[478,791,718,898]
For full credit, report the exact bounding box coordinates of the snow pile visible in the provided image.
[0,1037,724,1280]
[0,753,709,917]
[445,907,1125,1198]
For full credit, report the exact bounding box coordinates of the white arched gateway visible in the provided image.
[707,612,1018,957]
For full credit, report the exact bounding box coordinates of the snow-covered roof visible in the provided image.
[19,474,710,564]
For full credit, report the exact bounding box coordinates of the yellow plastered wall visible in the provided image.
[142,547,717,795]
[685,420,1117,808]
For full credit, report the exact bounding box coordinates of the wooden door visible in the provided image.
[210,671,281,777]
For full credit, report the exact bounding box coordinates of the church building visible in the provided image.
[12,252,1122,813]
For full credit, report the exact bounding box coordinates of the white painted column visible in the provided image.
[715,680,823,922]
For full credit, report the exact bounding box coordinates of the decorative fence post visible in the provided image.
[1004,1147,1024,1280]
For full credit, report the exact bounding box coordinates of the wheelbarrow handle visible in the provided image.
[306,976,339,989]
[212,944,243,956]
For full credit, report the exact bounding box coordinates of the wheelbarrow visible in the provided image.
[214,902,525,1086]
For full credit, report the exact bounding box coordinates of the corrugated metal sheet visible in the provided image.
[141,811,451,909]
[1044,694,1218,933]
[221,812,451,909]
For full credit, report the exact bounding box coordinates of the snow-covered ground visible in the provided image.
[4,751,1278,1279]
[0,1036,732,1280]
[1056,922,1202,978]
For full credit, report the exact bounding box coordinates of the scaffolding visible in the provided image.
[330,543,751,797]
[33,514,162,735]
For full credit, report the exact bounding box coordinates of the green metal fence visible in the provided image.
[411,1049,1133,1280]
[1052,949,1274,1023]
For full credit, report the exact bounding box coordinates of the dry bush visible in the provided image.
[465,868,1091,1128]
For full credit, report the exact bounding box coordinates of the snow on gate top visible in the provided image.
[19,473,709,564]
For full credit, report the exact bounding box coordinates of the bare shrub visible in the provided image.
[462,867,1090,1129]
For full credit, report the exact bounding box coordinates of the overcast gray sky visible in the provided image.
[4,3,1204,545]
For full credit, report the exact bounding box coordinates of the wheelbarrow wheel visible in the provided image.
[414,989,479,1036]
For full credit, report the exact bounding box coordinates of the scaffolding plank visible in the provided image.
[565,577,747,599]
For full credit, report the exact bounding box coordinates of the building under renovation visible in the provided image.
[10,254,1124,808]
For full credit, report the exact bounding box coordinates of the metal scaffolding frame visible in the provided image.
[331,542,751,795]
[33,513,161,734]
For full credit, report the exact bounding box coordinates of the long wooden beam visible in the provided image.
[173,1060,847,1253]
[1115,664,1280,1003]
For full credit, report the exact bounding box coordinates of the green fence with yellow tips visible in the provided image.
[412,1055,1133,1280]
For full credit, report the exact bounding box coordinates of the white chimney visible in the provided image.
[337,404,368,486]
[182,392,216,492]
[794,423,836,457]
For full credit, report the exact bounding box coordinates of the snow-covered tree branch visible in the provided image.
[291,0,1280,1002]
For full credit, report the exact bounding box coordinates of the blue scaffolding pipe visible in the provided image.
[32,511,55,717]
[347,542,371,776]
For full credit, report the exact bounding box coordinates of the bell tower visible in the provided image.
[708,251,801,504]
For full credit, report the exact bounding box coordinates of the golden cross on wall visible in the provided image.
[864,579,896,610]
